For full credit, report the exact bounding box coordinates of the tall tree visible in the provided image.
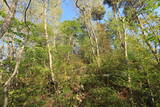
[42,0,55,82]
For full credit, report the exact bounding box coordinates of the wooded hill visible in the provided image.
[0,0,160,106]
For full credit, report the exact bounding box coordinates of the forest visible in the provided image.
[0,0,160,106]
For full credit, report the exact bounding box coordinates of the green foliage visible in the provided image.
[0,0,160,106]
[91,6,106,20]
[60,20,83,37]
[0,10,6,18]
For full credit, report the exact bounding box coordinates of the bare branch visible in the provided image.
[24,0,32,30]
[3,0,10,10]
[75,0,85,12]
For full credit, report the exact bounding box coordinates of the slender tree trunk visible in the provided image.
[88,19,101,66]
[116,9,123,51]
[116,9,131,99]
[146,71,155,107]
[0,0,18,38]
[84,11,101,67]
[3,46,24,107]
[94,32,101,67]
[75,1,101,66]
[0,71,2,84]
[121,18,128,62]
[43,1,55,82]
[8,36,15,61]
[122,17,134,106]
[0,44,4,84]
[83,13,96,56]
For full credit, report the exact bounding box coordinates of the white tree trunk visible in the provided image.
[3,46,24,107]
[43,1,55,82]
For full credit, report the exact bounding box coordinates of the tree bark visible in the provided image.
[0,0,18,39]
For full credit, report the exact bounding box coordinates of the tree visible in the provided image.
[0,0,18,38]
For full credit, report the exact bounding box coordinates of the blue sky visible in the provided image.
[60,0,79,21]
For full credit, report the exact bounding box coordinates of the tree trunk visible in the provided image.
[75,0,101,66]
[0,44,4,84]
[83,11,101,66]
[3,45,24,107]
[0,0,18,38]
[122,17,135,106]
[43,1,55,82]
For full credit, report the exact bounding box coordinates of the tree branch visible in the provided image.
[3,0,10,10]
[24,0,32,30]
[0,0,18,39]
